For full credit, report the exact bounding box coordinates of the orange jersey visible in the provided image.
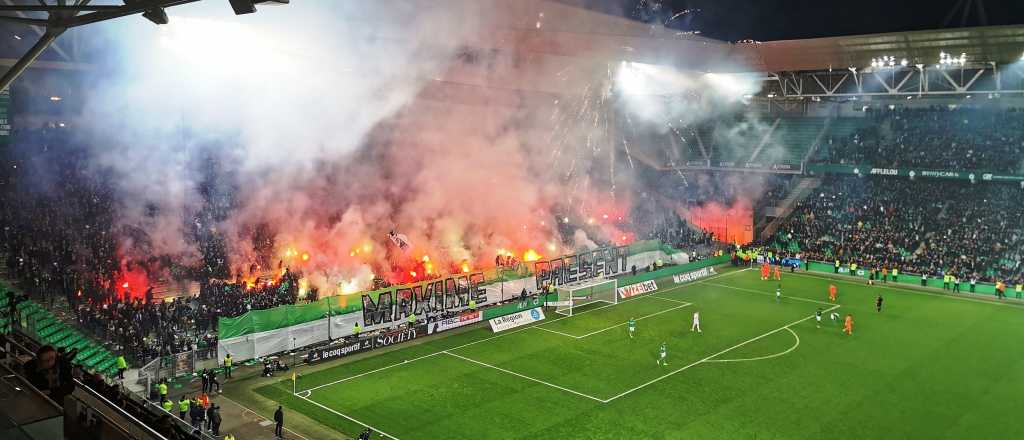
[829,285,837,296]
[844,316,853,327]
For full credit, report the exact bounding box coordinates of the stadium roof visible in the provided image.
[731,24,1024,73]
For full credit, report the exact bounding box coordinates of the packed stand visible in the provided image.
[773,176,1024,286]
[819,106,1024,173]
[0,128,304,365]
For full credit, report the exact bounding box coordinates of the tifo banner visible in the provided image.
[616,280,658,299]
[306,339,372,364]
[361,272,487,328]
[672,266,716,284]
[428,310,483,334]
[489,307,545,333]
[534,246,628,290]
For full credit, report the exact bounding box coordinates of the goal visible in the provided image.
[553,278,618,316]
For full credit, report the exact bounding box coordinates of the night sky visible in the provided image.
[570,0,1024,42]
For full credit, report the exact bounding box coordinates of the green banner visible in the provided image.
[217,294,362,339]
[615,254,730,287]
[807,164,1024,183]
[0,87,9,147]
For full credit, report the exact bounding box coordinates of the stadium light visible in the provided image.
[938,52,967,67]
[228,0,289,15]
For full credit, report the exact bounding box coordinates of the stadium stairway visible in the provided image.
[758,177,822,241]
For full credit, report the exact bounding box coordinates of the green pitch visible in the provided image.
[252,266,1024,439]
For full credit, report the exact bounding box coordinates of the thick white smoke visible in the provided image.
[73,1,644,292]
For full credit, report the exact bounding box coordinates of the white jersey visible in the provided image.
[692,312,700,324]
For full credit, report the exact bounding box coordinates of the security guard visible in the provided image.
[223,353,233,379]
[178,397,190,420]
[115,354,128,380]
[158,380,169,404]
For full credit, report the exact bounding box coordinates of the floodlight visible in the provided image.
[229,0,289,15]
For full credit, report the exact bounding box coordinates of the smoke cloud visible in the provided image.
[59,1,768,294]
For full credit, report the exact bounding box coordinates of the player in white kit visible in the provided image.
[691,311,702,333]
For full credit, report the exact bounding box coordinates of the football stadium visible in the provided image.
[1,1,1024,439]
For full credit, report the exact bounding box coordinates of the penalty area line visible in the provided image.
[442,351,606,403]
[295,392,400,440]
[602,304,840,403]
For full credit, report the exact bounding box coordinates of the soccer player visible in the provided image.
[656,342,668,366]
[761,262,770,280]
[815,308,822,328]
[773,265,782,281]
[843,314,853,335]
[776,284,782,302]
[876,295,883,312]
[830,311,840,322]
[691,311,701,333]
[828,284,837,302]
[628,317,636,339]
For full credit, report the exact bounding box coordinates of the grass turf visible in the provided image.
[254,266,1024,439]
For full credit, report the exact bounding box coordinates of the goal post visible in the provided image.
[554,278,618,316]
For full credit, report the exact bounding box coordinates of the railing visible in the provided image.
[68,379,169,440]
[119,383,219,440]
[137,346,220,393]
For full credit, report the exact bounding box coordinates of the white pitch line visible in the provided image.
[705,282,836,306]
[216,394,312,440]
[602,304,841,403]
[442,351,606,403]
[704,327,800,363]
[533,326,581,338]
[297,393,400,440]
[649,296,690,304]
[573,303,692,339]
[300,266,749,394]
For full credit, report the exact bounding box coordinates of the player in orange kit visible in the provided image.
[773,264,782,281]
[761,262,770,280]
[828,284,837,302]
[843,314,853,335]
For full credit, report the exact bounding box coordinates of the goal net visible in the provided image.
[553,278,618,316]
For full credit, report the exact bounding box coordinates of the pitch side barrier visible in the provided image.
[802,260,1000,295]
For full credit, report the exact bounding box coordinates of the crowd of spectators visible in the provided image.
[0,128,304,365]
[773,176,1024,285]
[819,106,1024,173]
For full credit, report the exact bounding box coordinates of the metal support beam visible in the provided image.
[60,0,200,28]
[0,5,120,12]
[3,0,74,62]
[0,27,66,92]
